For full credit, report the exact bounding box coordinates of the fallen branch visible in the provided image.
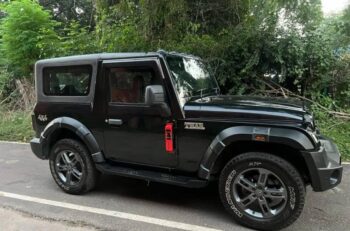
[0,88,19,106]
[258,79,350,119]
[280,87,287,98]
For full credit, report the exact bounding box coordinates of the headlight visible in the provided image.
[303,114,318,143]
[303,114,315,130]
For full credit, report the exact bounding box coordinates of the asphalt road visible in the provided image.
[0,142,349,231]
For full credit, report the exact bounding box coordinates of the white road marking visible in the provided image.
[332,187,342,193]
[0,191,222,231]
[0,141,28,145]
[5,160,19,164]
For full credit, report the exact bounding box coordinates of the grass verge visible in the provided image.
[0,107,33,142]
[317,119,350,161]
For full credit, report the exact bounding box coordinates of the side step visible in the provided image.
[95,163,208,188]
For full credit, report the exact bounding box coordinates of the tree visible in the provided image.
[1,0,348,106]
[0,0,59,76]
[340,6,350,46]
[39,0,95,29]
[58,21,99,55]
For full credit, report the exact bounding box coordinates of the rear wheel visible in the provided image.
[219,152,305,230]
[49,139,98,194]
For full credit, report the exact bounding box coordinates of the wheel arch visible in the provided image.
[40,117,105,163]
[198,126,315,183]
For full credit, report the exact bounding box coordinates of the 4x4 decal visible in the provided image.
[38,114,48,122]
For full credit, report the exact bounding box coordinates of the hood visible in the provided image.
[184,95,310,125]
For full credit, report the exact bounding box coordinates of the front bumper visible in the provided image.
[30,137,46,160]
[302,137,343,192]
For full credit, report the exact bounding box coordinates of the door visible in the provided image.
[103,59,177,168]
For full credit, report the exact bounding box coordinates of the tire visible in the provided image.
[49,139,98,194]
[219,152,305,231]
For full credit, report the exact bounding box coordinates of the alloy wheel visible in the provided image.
[55,150,84,186]
[232,167,288,219]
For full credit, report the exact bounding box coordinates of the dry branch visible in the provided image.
[0,88,19,106]
[258,79,350,120]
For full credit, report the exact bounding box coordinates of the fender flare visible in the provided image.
[198,126,315,179]
[39,117,105,163]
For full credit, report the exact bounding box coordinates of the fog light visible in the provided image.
[330,170,340,185]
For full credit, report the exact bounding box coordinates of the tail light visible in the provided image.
[164,122,174,153]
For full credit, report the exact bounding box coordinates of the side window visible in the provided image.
[43,65,92,96]
[108,67,160,103]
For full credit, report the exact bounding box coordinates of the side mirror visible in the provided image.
[145,85,166,105]
[145,85,171,117]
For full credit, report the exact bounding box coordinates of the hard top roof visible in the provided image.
[36,52,163,65]
[35,50,201,65]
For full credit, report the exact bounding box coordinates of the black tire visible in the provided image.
[219,152,305,231]
[49,139,98,194]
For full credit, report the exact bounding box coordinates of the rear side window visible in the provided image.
[43,65,92,96]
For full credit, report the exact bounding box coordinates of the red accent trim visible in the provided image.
[165,122,174,153]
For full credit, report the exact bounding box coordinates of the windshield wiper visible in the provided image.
[190,88,219,101]
[183,87,220,102]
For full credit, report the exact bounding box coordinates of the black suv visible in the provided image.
[30,51,342,230]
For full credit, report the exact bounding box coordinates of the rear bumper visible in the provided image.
[30,137,46,160]
[302,137,343,192]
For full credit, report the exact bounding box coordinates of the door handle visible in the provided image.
[106,119,123,126]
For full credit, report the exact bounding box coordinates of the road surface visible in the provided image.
[0,141,349,231]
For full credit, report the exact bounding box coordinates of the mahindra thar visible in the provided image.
[30,51,343,230]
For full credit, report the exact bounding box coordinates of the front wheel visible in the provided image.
[219,152,305,231]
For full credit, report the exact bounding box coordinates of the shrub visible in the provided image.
[0,0,59,76]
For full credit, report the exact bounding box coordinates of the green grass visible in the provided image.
[0,107,349,161]
[317,118,350,161]
[0,107,34,142]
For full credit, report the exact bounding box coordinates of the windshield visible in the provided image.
[166,55,219,107]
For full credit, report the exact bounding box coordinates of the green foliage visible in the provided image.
[312,99,350,160]
[340,6,350,45]
[139,0,188,43]
[39,0,95,28]
[95,0,147,52]
[0,0,59,76]
[167,34,219,58]
[318,120,350,161]
[90,0,338,98]
[0,107,33,142]
[1,0,348,97]
[1,0,341,99]
[58,21,99,55]
[0,66,12,96]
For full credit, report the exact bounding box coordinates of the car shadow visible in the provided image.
[94,174,233,222]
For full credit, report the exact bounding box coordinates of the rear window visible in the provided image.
[43,65,92,96]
